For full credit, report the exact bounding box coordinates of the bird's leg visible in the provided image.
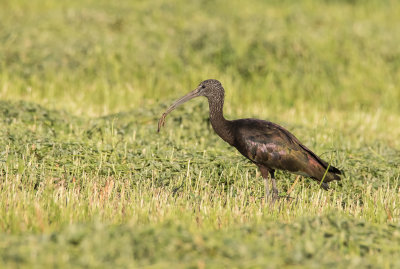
[258,166,274,204]
[269,169,279,200]
[264,174,270,200]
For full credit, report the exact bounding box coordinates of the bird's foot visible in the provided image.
[265,191,295,205]
[264,189,279,205]
[271,188,279,202]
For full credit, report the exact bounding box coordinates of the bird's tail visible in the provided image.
[328,165,343,176]
[320,165,343,190]
[321,182,330,190]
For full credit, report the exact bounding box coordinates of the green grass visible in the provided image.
[1,0,400,267]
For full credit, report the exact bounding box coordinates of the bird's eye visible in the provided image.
[201,85,206,89]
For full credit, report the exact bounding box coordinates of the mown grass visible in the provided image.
[1,0,400,268]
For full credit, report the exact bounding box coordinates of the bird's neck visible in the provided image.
[208,94,234,146]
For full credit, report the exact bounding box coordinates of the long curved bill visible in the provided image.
[157,87,201,132]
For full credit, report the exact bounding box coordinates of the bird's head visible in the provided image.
[196,79,223,99]
[157,79,224,132]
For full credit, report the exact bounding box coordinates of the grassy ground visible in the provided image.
[1,0,400,267]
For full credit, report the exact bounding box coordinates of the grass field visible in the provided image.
[1,0,400,267]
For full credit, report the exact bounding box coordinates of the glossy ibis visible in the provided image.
[158,79,342,202]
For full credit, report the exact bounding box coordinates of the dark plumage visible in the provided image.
[158,79,342,202]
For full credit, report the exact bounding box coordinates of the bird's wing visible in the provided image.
[268,121,342,175]
[233,119,337,179]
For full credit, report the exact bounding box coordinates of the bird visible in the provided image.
[158,79,342,203]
